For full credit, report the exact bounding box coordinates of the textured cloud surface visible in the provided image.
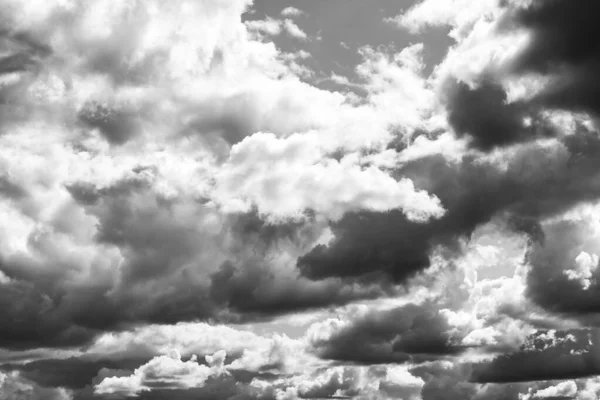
[2,0,600,399]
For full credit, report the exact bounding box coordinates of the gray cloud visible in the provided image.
[309,302,466,365]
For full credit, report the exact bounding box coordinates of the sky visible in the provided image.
[1,0,600,399]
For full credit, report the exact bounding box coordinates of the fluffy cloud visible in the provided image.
[565,252,599,290]
[523,380,578,399]
[3,0,600,398]
[0,0,447,351]
[280,7,304,18]
[212,132,445,222]
[94,349,228,397]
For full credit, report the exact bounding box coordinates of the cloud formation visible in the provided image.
[2,0,600,399]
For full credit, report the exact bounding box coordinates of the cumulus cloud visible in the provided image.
[4,0,600,398]
[212,132,445,222]
[0,0,446,347]
[94,350,228,397]
[523,380,578,399]
[565,252,599,290]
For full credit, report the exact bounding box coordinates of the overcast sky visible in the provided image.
[1,0,600,399]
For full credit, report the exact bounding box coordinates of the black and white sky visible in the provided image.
[1,0,600,399]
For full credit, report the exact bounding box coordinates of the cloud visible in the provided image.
[525,205,600,319]
[307,302,466,364]
[395,0,600,149]
[245,364,424,400]
[506,0,600,118]
[442,77,555,150]
[0,370,72,400]
[523,380,578,399]
[298,127,600,285]
[1,322,322,399]
[564,252,599,290]
[391,0,498,37]
[211,132,445,223]
[470,329,600,383]
[281,7,305,17]
[245,17,284,37]
[2,357,144,391]
[246,17,307,41]
[94,350,228,397]
[282,19,307,40]
[410,359,598,400]
[4,0,600,398]
[87,322,273,362]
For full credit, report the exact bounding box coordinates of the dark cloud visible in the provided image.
[297,152,514,283]
[1,358,144,390]
[0,174,27,199]
[437,0,600,150]
[0,281,98,350]
[411,360,579,400]
[3,121,600,357]
[0,170,384,350]
[1,349,288,400]
[472,349,598,384]
[0,53,37,75]
[299,127,600,284]
[185,94,265,146]
[209,259,386,321]
[0,30,49,75]
[411,362,478,400]
[310,303,465,364]
[526,218,600,317]
[73,376,276,400]
[78,101,142,145]
[0,370,71,400]
[507,0,600,118]
[471,329,600,383]
[443,78,554,150]
[0,31,49,133]
[129,206,385,322]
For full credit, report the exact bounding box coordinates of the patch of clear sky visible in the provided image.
[244,0,454,91]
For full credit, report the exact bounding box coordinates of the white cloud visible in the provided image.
[281,7,305,17]
[390,0,539,106]
[95,350,228,397]
[211,132,446,222]
[522,380,578,399]
[390,0,498,38]
[228,334,318,374]
[251,364,423,400]
[245,16,284,36]
[577,377,600,400]
[283,19,308,40]
[87,322,272,361]
[356,44,439,132]
[565,252,599,290]
[246,16,307,41]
